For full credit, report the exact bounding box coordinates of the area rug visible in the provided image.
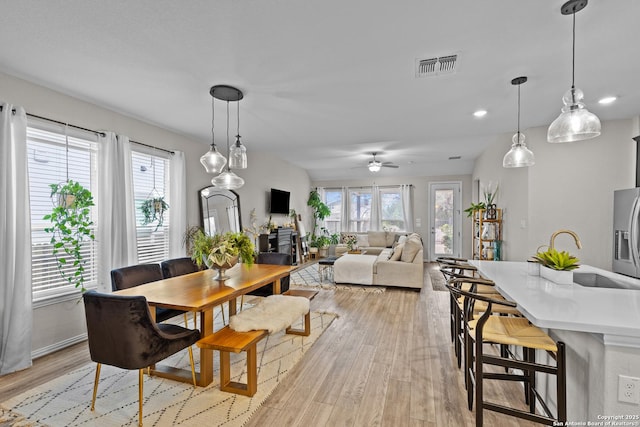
[1,310,337,427]
[291,263,386,293]
[427,262,448,291]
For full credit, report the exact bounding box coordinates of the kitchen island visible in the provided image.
[470,261,640,422]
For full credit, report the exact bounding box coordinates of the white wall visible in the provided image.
[473,118,637,268]
[311,174,473,260]
[1,71,311,356]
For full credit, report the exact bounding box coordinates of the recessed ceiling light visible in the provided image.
[473,110,488,118]
[598,96,617,105]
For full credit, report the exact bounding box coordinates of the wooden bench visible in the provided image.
[196,326,268,396]
[282,289,318,336]
[198,290,318,396]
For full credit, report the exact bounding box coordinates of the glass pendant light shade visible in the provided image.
[229,136,248,169]
[200,144,227,173]
[368,161,382,172]
[503,132,535,168]
[211,170,245,190]
[547,87,601,143]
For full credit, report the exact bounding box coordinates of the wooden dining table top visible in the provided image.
[113,263,294,311]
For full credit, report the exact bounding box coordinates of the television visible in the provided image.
[269,188,290,214]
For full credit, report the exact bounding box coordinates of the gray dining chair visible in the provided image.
[83,290,200,427]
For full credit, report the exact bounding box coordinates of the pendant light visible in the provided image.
[199,95,227,173]
[229,99,248,169]
[503,76,535,168]
[210,86,245,190]
[547,0,601,143]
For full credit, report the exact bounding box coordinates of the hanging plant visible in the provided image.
[43,180,95,292]
[141,196,169,230]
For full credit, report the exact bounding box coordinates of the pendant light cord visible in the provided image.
[571,9,576,89]
[236,100,240,141]
[517,84,521,138]
[226,100,231,171]
[211,97,215,149]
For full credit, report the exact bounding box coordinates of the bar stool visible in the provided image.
[448,279,567,426]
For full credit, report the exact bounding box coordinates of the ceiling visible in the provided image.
[1,1,639,181]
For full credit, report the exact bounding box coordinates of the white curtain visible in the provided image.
[370,184,381,231]
[97,132,137,292]
[169,151,186,258]
[340,187,349,232]
[401,184,414,232]
[0,103,33,374]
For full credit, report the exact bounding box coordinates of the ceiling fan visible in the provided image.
[367,152,399,172]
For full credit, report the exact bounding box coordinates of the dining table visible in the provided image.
[113,262,294,386]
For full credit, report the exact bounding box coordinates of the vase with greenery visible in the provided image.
[307,189,331,244]
[43,180,95,292]
[141,196,169,231]
[189,229,255,280]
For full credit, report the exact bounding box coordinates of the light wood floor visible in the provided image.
[0,265,539,426]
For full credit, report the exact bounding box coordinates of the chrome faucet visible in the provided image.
[549,229,582,250]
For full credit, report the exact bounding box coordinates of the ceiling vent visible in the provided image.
[415,54,458,78]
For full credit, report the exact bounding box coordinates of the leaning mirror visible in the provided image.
[199,187,242,235]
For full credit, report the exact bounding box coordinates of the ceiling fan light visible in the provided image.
[211,170,245,190]
[368,161,382,172]
[503,133,535,168]
[200,144,227,174]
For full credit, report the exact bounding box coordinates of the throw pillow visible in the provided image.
[389,242,404,261]
[401,238,421,263]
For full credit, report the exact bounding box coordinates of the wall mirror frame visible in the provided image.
[199,186,242,235]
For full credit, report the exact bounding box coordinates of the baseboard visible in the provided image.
[31,333,87,360]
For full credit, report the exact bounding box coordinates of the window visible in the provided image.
[348,189,372,232]
[323,189,342,234]
[380,188,405,231]
[27,121,99,301]
[131,150,170,263]
[321,185,409,233]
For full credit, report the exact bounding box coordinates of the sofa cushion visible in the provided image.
[356,233,369,247]
[389,242,404,261]
[385,232,397,248]
[368,231,387,247]
[401,237,422,263]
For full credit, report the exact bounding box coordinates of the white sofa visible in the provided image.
[333,232,424,289]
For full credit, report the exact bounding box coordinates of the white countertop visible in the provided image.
[469,261,640,339]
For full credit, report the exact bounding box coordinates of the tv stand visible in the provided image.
[258,228,298,265]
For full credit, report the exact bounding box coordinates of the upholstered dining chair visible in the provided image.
[160,257,224,326]
[160,257,201,279]
[83,291,200,427]
[111,263,188,325]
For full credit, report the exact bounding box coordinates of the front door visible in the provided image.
[429,182,461,261]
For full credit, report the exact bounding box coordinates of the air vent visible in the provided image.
[449,156,462,160]
[416,54,459,77]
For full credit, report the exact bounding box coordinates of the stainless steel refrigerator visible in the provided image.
[613,188,640,278]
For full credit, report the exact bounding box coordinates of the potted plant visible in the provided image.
[141,196,169,231]
[43,180,95,292]
[307,189,331,244]
[464,201,486,218]
[315,235,331,258]
[189,229,255,280]
[532,247,580,284]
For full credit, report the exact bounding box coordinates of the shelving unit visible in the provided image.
[472,208,502,260]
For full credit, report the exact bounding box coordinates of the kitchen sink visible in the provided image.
[573,272,635,290]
